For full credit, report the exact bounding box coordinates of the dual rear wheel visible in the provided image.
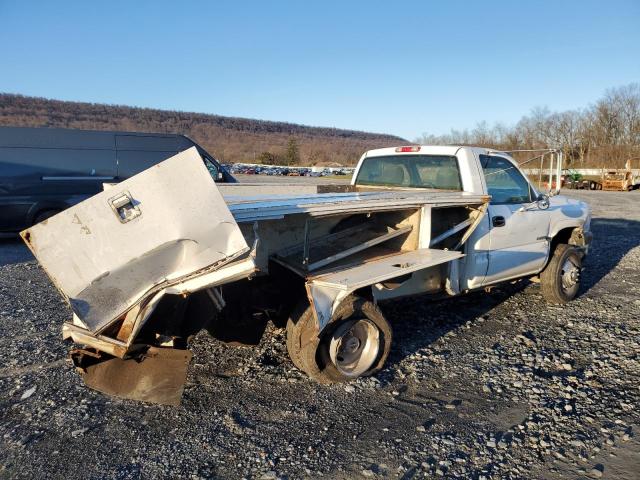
[286,296,392,383]
[286,244,583,382]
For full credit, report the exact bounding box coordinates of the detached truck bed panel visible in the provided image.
[22,148,249,335]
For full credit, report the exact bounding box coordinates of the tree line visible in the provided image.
[1,86,638,168]
[0,94,403,166]
[416,83,640,168]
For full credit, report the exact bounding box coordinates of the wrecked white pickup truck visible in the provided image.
[22,145,592,404]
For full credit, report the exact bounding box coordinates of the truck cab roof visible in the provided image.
[353,145,520,195]
[361,145,512,159]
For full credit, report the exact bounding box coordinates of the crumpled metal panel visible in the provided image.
[22,147,250,334]
[306,248,464,330]
[76,347,193,406]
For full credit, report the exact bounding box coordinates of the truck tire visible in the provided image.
[540,244,582,304]
[285,301,311,372]
[286,296,392,383]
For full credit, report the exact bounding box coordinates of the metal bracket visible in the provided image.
[302,218,312,266]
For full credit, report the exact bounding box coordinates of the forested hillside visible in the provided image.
[416,83,640,168]
[3,85,638,169]
[0,94,405,165]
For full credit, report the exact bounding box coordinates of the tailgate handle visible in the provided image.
[109,192,141,223]
[492,216,505,227]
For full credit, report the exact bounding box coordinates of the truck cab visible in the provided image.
[352,145,592,295]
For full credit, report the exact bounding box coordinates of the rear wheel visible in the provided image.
[286,296,391,383]
[540,244,582,304]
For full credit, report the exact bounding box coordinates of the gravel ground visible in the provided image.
[1,189,639,479]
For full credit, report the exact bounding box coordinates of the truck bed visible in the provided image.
[223,189,490,222]
[23,149,490,355]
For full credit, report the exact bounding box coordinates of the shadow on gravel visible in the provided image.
[382,283,528,375]
[382,217,640,375]
[580,217,640,292]
[0,237,33,266]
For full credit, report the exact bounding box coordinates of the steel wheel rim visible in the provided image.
[329,319,380,378]
[560,257,580,292]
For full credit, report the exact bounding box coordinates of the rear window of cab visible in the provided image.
[355,155,462,190]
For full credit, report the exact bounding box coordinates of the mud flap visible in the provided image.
[77,347,192,406]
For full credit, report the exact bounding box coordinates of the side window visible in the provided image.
[203,156,221,182]
[480,155,531,204]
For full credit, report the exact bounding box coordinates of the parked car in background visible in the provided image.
[0,126,235,233]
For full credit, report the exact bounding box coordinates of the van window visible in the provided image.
[0,146,115,179]
[480,155,532,204]
[115,134,179,179]
[356,155,462,190]
[115,135,178,152]
[203,156,220,181]
[117,150,178,179]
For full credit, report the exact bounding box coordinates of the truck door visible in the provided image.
[480,155,550,286]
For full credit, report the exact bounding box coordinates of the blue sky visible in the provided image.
[1,0,638,139]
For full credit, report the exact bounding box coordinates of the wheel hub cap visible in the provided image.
[329,319,380,378]
[561,258,580,291]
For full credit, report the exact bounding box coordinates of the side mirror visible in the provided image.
[537,194,550,210]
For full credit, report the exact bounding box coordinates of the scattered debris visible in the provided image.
[19,386,36,400]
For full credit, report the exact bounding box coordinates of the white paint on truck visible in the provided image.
[22,144,592,404]
[352,145,590,292]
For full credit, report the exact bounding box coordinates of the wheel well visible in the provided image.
[541,228,575,272]
[550,228,573,253]
[550,226,587,254]
[28,202,67,226]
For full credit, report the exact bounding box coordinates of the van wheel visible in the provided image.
[33,209,60,225]
[540,244,582,304]
[286,296,391,383]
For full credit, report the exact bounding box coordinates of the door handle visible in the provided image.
[109,191,141,223]
[492,216,505,227]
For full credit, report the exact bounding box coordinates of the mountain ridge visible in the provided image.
[0,93,406,165]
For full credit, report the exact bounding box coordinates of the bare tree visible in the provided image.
[414,83,640,167]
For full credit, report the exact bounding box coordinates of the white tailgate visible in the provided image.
[22,147,250,333]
